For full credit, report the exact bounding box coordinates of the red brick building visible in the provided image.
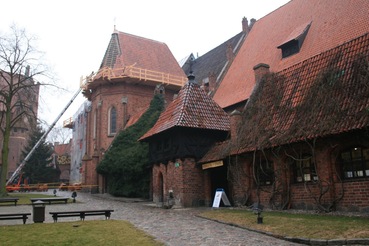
[80,29,186,192]
[141,0,369,212]
[0,68,39,180]
[140,74,230,207]
[53,141,71,182]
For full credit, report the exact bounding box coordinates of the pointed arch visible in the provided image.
[108,106,117,135]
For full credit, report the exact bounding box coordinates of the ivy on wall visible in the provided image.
[96,94,165,198]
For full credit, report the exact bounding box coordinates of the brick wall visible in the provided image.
[152,158,207,207]
[83,80,178,191]
[338,181,369,212]
[228,135,369,212]
[182,158,206,207]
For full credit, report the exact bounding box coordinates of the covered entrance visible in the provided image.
[203,160,232,206]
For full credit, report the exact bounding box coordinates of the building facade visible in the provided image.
[0,67,39,180]
[142,0,369,212]
[79,29,186,193]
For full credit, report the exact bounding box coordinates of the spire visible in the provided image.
[113,17,118,34]
[187,71,196,84]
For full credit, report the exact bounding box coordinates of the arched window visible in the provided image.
[339,146,369,179]
[93,110,97,139]
[108,107,117,135]
[293,154,317,183]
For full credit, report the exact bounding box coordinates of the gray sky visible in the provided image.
[0,0,290,128]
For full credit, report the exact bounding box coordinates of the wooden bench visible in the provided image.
[30,197,69,205]
[0,197,19,206]
[49,209,114,222]
[0,213,31,224]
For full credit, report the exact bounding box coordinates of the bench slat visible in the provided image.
[0,198,19,206]
[0,213,31,224]
[50,210,114,222]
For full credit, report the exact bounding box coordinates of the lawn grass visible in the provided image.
[199,209,369,240]
[3,193,73,205]
[0,220,163,246]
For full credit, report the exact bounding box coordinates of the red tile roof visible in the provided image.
[213,0,369,108]
[82,30,187,98]
[109,31,185,77]
[140,77,230,140]
[201,32,369,163]
[54,143,71,155]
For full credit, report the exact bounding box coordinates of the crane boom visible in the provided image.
[6,87,82,185]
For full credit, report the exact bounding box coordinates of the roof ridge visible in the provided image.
[116,30,166,45]
[175,82,192,126]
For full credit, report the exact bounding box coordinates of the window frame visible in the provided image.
[93,110,97,139]
[340,146,369,180]
[255,158,274,186]
[293,154,318,183]
[108,106,117,136]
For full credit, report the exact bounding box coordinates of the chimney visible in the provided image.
[226,43,234,62]
[208,72,216,93]
[249,18,256,30]
[242,17,249,33]
[253,63,270,83]
[230,110,242,139]
[25,65,30,77]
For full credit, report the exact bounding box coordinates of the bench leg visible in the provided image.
[80,213,85,221]
[52,215,58,223]
[22,215,28,224]
[105,211,111,220]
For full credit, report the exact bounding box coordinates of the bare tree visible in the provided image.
[0,25,51,196]
[47,123,72,144]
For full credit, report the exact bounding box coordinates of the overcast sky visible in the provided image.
[0,0,290,129]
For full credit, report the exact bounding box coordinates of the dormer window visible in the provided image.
[278,22,311,58]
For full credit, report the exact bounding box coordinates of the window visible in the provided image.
[108,107,117,135]
[340,147,369,179]
[280,40,300,58]
[255,159,274,185]
[93,110,97,139]
[293,154,317,183]
[278,22,311,58]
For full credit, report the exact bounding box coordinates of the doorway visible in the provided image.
[209,164,232,206]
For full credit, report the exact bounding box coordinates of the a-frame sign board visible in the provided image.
[212,188,231,208]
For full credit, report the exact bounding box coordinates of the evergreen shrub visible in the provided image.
[96,94,165,198]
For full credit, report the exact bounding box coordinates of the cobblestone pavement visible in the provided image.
[0,191,301,245]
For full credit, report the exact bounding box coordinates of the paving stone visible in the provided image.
[0,190,302,245]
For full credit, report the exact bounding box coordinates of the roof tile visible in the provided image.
[140,78,230,140]
[214,0,369,108]
[201,32,369,163]
[100,31,185,78]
